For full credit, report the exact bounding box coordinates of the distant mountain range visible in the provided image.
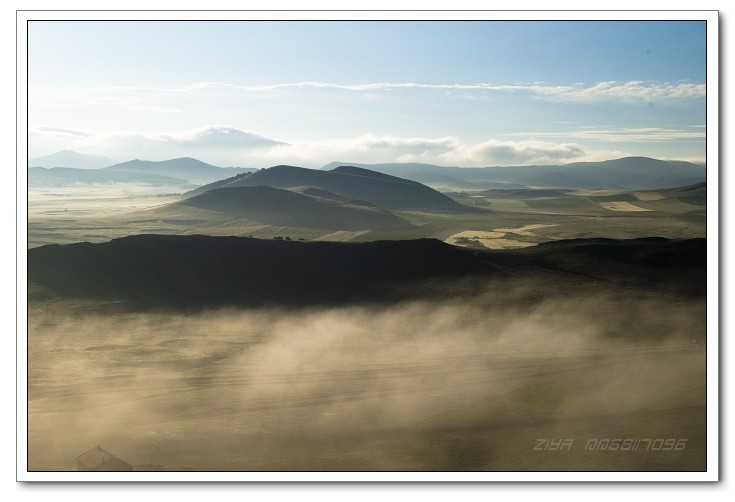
[28,235,706,309]
[321,157,706,190]
[28,152,706,191]
[29,150,118,170]
[186,164,475,213]
[102,157,255,184]
[27,154,256,187]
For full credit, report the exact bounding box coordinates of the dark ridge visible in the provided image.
[28,235,705,310]
[490,237,706,297]
[27,235,503,309]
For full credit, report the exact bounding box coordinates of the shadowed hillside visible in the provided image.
[28,235,705,310]
[171,185,415,231]
[186,164,477,213]
[494,237,706,297]
[28,235,503,308]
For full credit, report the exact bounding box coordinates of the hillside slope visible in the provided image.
[170,185,415,231]
[187,164,476,212]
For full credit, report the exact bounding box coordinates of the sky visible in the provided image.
[27,20,707,168]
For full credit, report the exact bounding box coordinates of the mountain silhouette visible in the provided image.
[103,157,255,184]
[170,185,415,230]
[186,164,476,212]
[28,150,118,169]
[321,157,705,190]
[28,235,705,310]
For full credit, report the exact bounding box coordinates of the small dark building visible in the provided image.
[76,445,133,471]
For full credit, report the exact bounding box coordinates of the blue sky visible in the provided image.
[28,20,707,167]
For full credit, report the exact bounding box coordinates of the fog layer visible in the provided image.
[28,282,706,471]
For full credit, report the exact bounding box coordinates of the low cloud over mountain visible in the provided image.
[30,123,704,169]
[30,125,286,167]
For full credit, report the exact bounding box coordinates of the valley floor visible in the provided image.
[26,182,706,248]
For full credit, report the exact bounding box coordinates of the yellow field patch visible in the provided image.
[444,229,539,250]
[445,230,506,240]
[599,201,652,212]
[476,239,536,249]
[493,223,558,236]
[633,191,665,201]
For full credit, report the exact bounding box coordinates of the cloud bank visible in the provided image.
[507,127,706,143]
[188,80,706,103]
[31,126,631,167]
[31,126,287,166]
[31,80,706,114]
[28,78,705,166]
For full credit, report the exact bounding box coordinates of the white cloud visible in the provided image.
[459,139,587,165]
[507,127,706,143]
[26,127,632,168]
[183,80,707,101]
[30,80,706,111]
[33,126,90,138]
[526,81,706,103]
[261,134,460,164]
[188,80,706,103]
[257,134,624,167]
[29,125,286,165]
[170,125,286,149]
